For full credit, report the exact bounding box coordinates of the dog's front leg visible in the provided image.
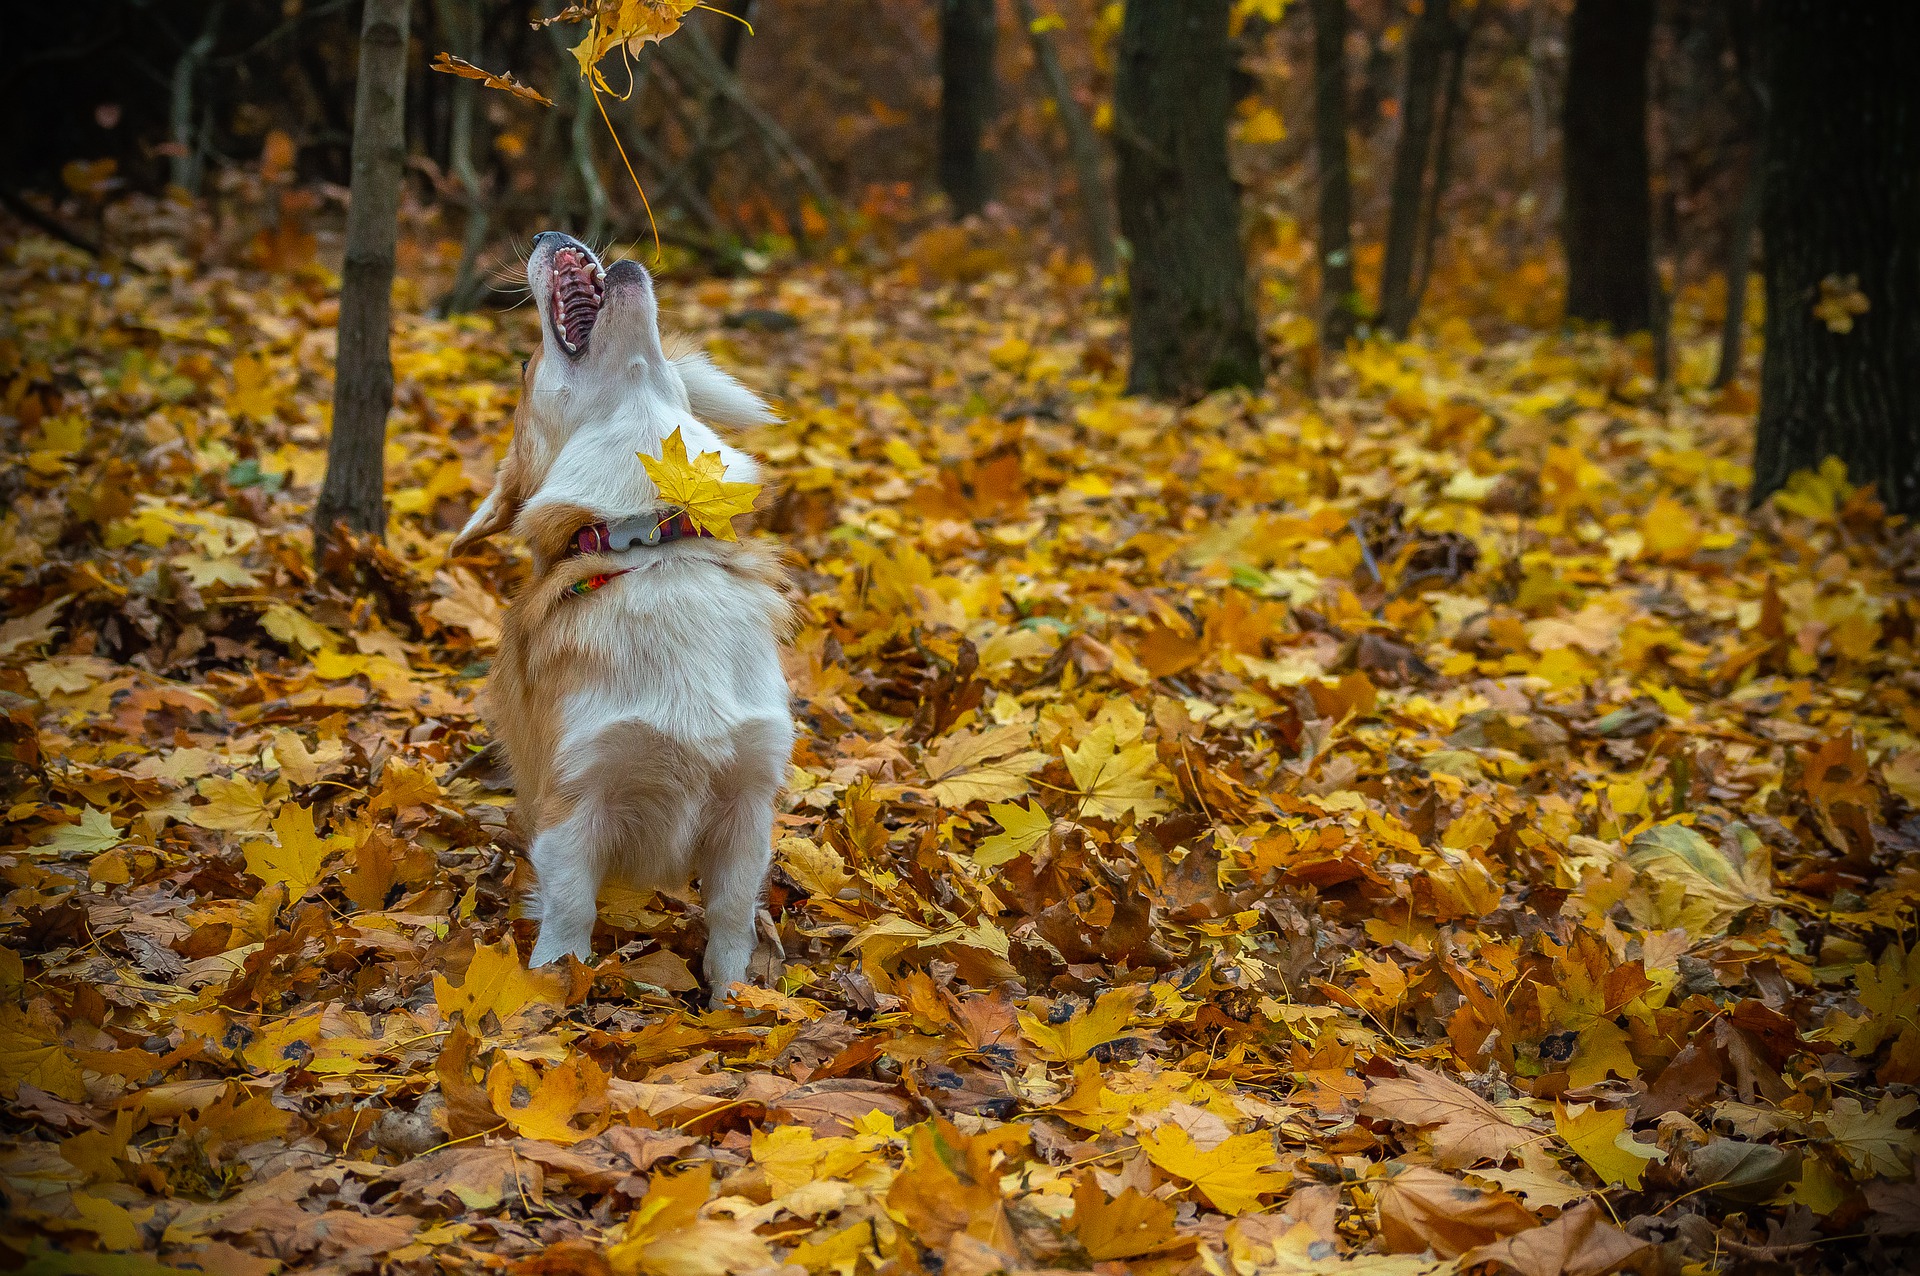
[526,808,605,966]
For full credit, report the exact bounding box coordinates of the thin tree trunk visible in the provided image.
[169,1,226,194]
[1112,0,1260,399]
[1407,4,1475,324]
[314,0,410,554]
[938,0,997,217]
[548,3,609,247]
[1562,0,1654,332]
[436,0,491,316]
[1714,0,1766,390]
[1309,0,1357,349]
[1751,2,1920,515]
[1377,0,1449,337]
[1714,128,1764,388]
[688,0,753,197]
[1013,0,1117,279]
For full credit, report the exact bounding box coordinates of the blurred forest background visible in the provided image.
[3,0,1762,350]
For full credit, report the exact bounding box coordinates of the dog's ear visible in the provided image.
[672,349,778,429]
[450,453,524,555]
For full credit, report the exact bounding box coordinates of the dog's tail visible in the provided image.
[670,342,778,430]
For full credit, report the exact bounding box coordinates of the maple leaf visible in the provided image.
[1555,1103,1665,1191]
[1626,821,1777,938]
[1455,1200,1647,1276]
[638,427,761,541]
[188,776,286,832]
[1360,1065,1535,1168]
[920,722,1047,806]
[1372,1164,1538,1258]
[1816,1095,1920,1179]
[1138,1125,1288,1216]
[241,804,342,901]
[430,567,505,646]
[487,1053,609,1144]
[434,936,566,1029]
[1066,1175,1183,1260]
[1063,721,1170,820]
[36,806,124,857]
[429,52,555,106]
[1018,986,1144,1062]
[974,799,1052,868]
[0,1007,86,1101]
[885,1118,1028,1251]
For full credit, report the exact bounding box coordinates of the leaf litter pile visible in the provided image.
[4,226,1920,1276]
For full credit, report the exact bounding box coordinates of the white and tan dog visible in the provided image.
[451,232,793,1001]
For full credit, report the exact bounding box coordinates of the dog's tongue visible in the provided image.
[552,248,603,353]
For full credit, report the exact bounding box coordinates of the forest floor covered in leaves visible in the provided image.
[4,217,1920,1276]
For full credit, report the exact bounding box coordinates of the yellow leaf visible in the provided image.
[434,936,564,1028]
[1137,1124,1289,1216]
[487,1053,609,1144]
[241,804,341,900]
[921,723,1046,806]
[225,351,283,422]
[68,1193,153,1251]
[1627,821,1777,938]
[639,426,762,541]
[1063,722,1169,821]
[37,807,125,857]
[1816,1094,1920,1179]
[0,1007,86,1101]
[1556,1102,1663,1190]
[1066,1176,1182,1260]
[974,799,1051,868]
[1018,986,1144,1062]
[1239,105,1286,145]
[188,776,286,833]
[260,603,335,653]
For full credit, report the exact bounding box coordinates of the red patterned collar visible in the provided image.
[563,512,712,598]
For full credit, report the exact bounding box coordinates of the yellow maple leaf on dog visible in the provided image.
[639,427,761,542]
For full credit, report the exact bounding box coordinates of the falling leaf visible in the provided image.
[429,52,555,106]
[638,427,762,541]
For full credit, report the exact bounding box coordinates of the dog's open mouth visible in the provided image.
[551,246,604,356]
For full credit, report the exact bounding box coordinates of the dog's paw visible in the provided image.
[528,934,593,967]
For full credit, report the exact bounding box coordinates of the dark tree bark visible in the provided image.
[938,0,997,218]
[1377,0,1450,337]
[1751,2,1920,515]
[1309,0,1357,348]
[1714,0,1765,390]
[1562,0,1654,332]
[314,0,410,554]
[1112,0,1260,400]
[1013,0,1117,279]
[1407,3,1476,325]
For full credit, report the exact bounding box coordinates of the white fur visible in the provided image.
[460,234,792,1003]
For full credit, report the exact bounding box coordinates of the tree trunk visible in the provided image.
[1562,0,1654,332]
[168,1,225,194]
[1408,4,1476,325]
[1714,0,1766,390]
[1377,0,1449,337]
[938,0,997,218]
[1112,0,1260,400]
[548,2,609,247]
[1012,0,1117,279]
[435,0,491,316]
[689,0,755,198]
[1751,2,1920,515]
[1309,0,1357,348]
[314,0,410,554]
